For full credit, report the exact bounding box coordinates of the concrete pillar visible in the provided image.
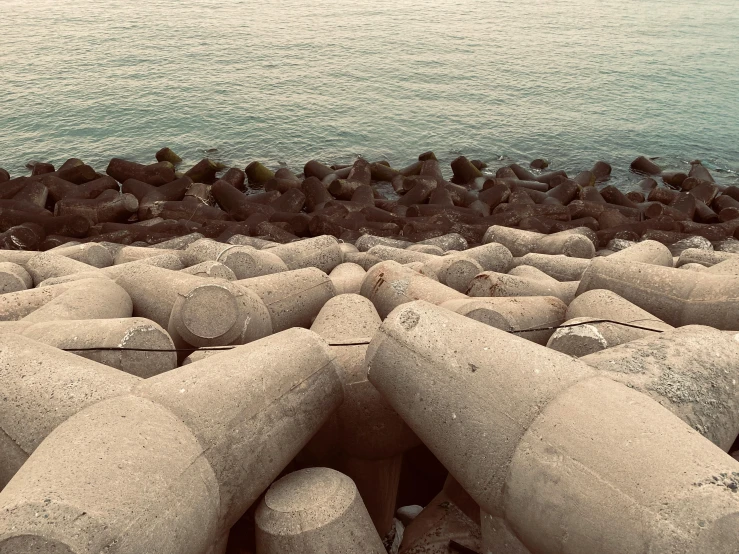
[367,301,739,553]
[483,226,594,258]
[705,257,739,276]
[0,335,140,489]
[441,296,567,345]
[467,270,577,304]
[360,260,466,319]
[309,294,418,535]
[267,235,343,273]
[546,289,674,356]
[114,245,185,265]
[481,512,530,554]
[581,325,739,451]
[183,238,288,279]
[112,264,271,347]
[677,248,738,267]
[454,242,513,272]
[607,239,674,266]
[0,262,32,294]
[181,260,237,280]
[21,278,132,323]
[255,468,385,553]
[21,317,177,378]
[578,258,739,329]
[417,233,468,252]
[236,267,335,332]
[48,243,114,268]
[355,235,412,251]
[24,252,101,285]
[0,329,343,552]
[329,262,366,295]
[511,253,590,281]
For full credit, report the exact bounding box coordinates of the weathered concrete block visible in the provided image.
[255,468,384,553]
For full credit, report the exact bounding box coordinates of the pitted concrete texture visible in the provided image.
[467,270,577,304]
[360,260,465,319]
[0,262,32,294]
[184,238,287,279]
[608,240,674,266]
[256,468,385,553]
[329,262,366,295]
[578,258,739,329]
[181,260,237,280]
[581,326,739,451]
[268,235,343,273]
[237,267,335,332]
[442,296,567,345]
[511,253,590,281]
[0,335,141,489]
[21,317,177,378]
[367,301,739,554]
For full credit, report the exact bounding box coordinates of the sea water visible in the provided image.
[1,0,738,188]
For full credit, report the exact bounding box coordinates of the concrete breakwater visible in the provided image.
[0,149,739,553]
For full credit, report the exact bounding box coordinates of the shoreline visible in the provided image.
[0,148,738,252]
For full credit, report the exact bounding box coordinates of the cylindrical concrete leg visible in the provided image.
[467,271,577,304]
[236,268,336,332]
[367,301,739,553]
[0,279,91,321]
[49,243,114,268]
[0,334,140,489]
[511,253,590,281]
[360,260,466,319]
[441,296,567,345]
[580,325,739,451]
[420,255,484,293]
[255,467,385,553]
[308,294,418,535]
[608,239,674,266]
[0,329,343,552]
[181,260,237,280]
[267,235,343,273]
[21,278,132,323]
[184,238,288,279]
[24,252,102,285]
[577,258,739,329]
[676,248,737,267]
[329,262,366,295]
[21,317,177,378]
[0,262,32,293]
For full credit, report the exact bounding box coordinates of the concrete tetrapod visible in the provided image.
[255,468,385,553]
[267,235,343,273]
[236,267,336,332]
[21,278,132,324]
[0,278,108,321]
[440,296,567,345]
[181,260,237,280]
[580,325,739,451]
[183,238,288,279]
[48,243,114,268]
[0,335,141,489]
[366,301,739,554]
[510,253,590,281]
[547,289,674,356]
[367,245,484,292]
[20,317,177,378]
[467,269,578,304]
[483,225,595,259]
[0,262,32,294]
[328,262,366,295]
[360,260,466,319]
[111,264,271,347]
[578,258,739,329]
[0,329,344,554]
[607,239,674,266]
[677,249,739,268]
[309,295,418,535]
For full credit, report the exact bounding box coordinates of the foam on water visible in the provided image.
[1,0,738,188]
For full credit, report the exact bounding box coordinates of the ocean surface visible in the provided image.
[2,0,738,189]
